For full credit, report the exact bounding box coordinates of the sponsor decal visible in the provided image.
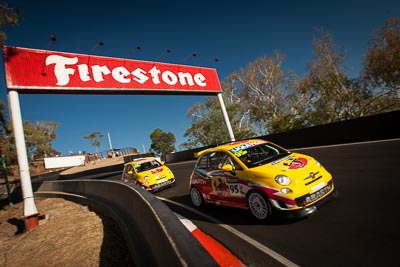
[3,46,222,94]
[271,155,293,165]
[211,177,224,191]
[151,167,163,174]
[151,179,174,190]
[273,156,308,169]
[288,157,308,169]
[191,178,206,185]
[304,183,331,204]
[229,140,267,156]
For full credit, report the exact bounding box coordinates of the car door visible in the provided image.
[196,151,245,206]
[122,163,137,183]
[215,152,248,208]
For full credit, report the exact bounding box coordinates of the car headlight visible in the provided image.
[275,175,291,186]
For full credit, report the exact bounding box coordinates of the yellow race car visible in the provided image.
[189,139,336,220]
[122,157,175,192]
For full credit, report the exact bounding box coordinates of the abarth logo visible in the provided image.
[304,172,317,180]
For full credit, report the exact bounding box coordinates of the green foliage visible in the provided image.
[301,28,364,124]
[84,131,104,153]
[0,110,60,164]
[362,18,400,112]
[180,94,254,149]
[23,121,60,158]
[0,101,8,135]
[183,19,400,149]
[222,51,310,134]
[150,128,176,157]
[1,101,16,164]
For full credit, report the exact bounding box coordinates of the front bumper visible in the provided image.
[148,178,176,193]
[274,189,338,220]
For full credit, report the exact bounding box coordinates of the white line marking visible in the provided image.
[157,197,300,267]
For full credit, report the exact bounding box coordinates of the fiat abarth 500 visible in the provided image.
[189,139,336,220]
[122,157,175,192]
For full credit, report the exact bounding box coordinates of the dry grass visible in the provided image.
[0,198,134,266]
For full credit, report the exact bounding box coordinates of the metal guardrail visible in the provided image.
[32,180,218,267]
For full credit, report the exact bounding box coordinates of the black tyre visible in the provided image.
[190,187,204,207]
[247,191,271,220]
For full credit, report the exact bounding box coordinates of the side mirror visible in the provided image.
[127,170,133,175]
[221,164,233,172]
[160,161,165,165]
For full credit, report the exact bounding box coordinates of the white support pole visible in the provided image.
[108,132,113,149]
[8,90,39,229]
[217,93,235,142]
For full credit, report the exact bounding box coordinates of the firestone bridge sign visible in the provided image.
[2,46,234,230]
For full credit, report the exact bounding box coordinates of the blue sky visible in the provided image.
[1,0,399,156]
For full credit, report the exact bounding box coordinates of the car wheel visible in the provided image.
[247,191,271,220]
[190,187,204,207]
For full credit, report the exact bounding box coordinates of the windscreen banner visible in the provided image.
[3,46,222,95]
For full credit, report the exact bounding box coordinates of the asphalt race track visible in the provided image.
[105,139,399,267]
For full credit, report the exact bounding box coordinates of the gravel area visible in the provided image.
[0,197,134,266]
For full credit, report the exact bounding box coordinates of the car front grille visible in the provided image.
[150,178,175,190]
[295,181,333,207]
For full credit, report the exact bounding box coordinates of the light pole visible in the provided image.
[108,132,113,157]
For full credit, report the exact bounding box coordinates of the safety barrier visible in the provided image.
[165,110,400,163]
[32,180,218,267]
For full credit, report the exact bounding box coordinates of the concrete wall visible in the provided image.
[33,180,218,267]
[166,110,400,163]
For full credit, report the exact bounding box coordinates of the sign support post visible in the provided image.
[217,93,235,142]
[8,90,39,231]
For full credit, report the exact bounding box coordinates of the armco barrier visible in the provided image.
[32,180,218,267]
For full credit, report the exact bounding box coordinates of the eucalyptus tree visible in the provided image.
[150,128,176,158]
[223,51,309,134]
[24,121,60,159]
[361,17,400,114]
[181,94,254,149]
[84,131,104,154]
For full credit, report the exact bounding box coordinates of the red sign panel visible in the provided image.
[3,46,222,95]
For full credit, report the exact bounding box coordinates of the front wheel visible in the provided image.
[190,187,204,207]
[247,191,271,220]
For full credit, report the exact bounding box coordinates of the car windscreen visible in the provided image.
[134,160,162,173]
[236,142,290,168]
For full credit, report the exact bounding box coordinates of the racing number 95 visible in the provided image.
[228,184,242,196]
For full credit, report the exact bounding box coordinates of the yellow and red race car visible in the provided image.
[122,157,175,192]
[189,139,336,220]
